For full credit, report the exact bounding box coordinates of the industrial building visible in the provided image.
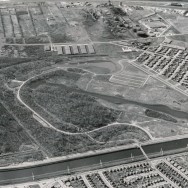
[78,45,87,54]
[57,46,63,55]
[63,45,71,55]
[147,21,166,28]
[87,44,95,54]
[71,45,79,54]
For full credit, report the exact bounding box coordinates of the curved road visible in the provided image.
[17,68,153,140]
[9,54,188,186]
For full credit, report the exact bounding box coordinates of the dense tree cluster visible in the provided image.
[22,74,120,131]
[0,59,53,81]
[0,85,98,157]
[90,124,150,143]
[0,103,31,155]
[20,69,120,132]
[145,109,177,123]
[110,6,127,16]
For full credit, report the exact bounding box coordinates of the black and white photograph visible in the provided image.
[0,0,188,187]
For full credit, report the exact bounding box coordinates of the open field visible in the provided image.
[110,73,148,88]
[88,64,188,112]
[0,1,159,45]
[0,0,184,46]
[110,63,149,88]
[2,15,13,38]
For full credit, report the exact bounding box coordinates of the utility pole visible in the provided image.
[160,148,164,156]
[32,172,35,181]
[67,166,70,174]
[100,159,103,167]
[131,153,134,161]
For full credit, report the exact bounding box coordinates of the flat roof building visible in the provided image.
[44,45,51,51]
[163,38,172,44]
[63,45,71,55]
[147,21,166,28]
[87,44,95,54]
[79,45,87,54]
[71,45,79,54]
[57,46,63,55]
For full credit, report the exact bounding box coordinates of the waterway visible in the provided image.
[0,148,144,184]
[56,83,188,120]
[1,138,188,185]
[86,91,188,120]
[29,80,188,120]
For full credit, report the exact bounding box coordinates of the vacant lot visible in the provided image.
[18,14,36,37]
[0,2,150,44]
[11,14,22,38]
[165,15,188,34]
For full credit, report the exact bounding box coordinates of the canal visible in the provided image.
[1,138,188,185]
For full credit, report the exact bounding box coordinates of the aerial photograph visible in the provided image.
[0,0,188,187]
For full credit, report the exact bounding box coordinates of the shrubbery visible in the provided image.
[21,70,121,131]
[145,109,177,123]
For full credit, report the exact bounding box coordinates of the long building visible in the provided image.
[63,45,71,55]
[71,45,79,54]
[87,44,95,54]
[78,45,87,54]
[57,46,63,55]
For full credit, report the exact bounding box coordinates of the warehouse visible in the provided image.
[71,45,79,54]
[87,44,95,54]
[79,45,87,54]
[147,21,166,28]
[63,45,71,55]
[57,46,63,55]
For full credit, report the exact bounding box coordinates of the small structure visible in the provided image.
[79,45,87,54]
[44,45,51,51]
[52,45,57,51]
[163,44,186,51]
[71,45,79,54]
[147,21,166,28]
[122,46,132,52]
[57,46,63,55]
[184,10,188,17]
[63,45,71,55]
[86,44,95,54]
[163,38,172,44]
